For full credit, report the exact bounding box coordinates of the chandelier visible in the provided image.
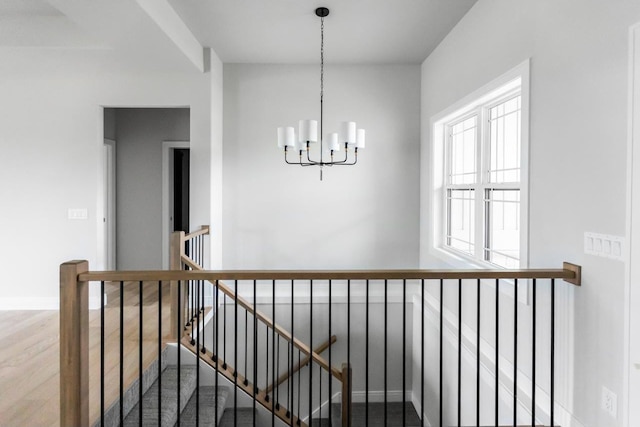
[277,7,365,181]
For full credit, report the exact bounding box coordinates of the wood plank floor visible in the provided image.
[0,281,176,427]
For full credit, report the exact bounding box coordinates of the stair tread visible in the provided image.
[123,365,198,427]
[179,385,229,427]
[332,402,422,427]
[96,349,167,427]
[219,408,256,427]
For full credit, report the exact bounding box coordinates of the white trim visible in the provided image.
[304,392,341,422]
[624,21,640,427]
[223,281,423,305]
[411,392,433,427]
[162,140,190,269]
[103,138,116,270]
[225,294,414,305]
[429,59,530,304]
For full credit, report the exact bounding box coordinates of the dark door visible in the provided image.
[173,149,190,233]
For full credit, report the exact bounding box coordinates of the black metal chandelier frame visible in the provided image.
[282,7,361,179]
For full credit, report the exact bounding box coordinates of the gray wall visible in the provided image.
[115,108,190,270]
[419,1,640,425]
[223,64,421,270]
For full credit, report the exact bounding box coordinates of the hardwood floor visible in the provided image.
[0,281,175,427]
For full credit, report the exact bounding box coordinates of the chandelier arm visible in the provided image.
[329,144,351,164]
[332,149,358,166]
[284,148,316,166]
[305,146,323,165]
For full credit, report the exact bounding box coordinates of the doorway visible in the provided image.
[103,138,116,270]
[162,141,191,268]
[173,148,190,234]
[101,108,190,270]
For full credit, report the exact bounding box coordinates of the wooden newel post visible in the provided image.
[170,231,186,340]
[341,362,352,427]
[60,260,89,427]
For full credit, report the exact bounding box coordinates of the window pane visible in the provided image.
[448,116,477,185]
[447,189,475,255]
[489,95,521,183]
[485,189,520,268]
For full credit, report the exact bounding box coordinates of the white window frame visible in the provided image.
[430,60,530,274]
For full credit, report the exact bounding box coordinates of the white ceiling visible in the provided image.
[0,0,477,67]
[167,0,477,64]
[0,0,103,48]
[0,0,61,16]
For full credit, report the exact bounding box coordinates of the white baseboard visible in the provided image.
[411,391,433,427]
[0,297,60,310]
[0,295,104,310]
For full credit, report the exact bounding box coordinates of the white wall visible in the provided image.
[222,64,421,270]
[209,49,224,270]
[0,48,220,308]
[205,290,414,420]
[115,108,190,270]
[420,1,640,425]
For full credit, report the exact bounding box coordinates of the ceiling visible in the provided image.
[0,0,477,67]
[166,0,477,64]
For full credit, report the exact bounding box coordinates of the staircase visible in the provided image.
[97,353,253,427]
[175,228,347,427]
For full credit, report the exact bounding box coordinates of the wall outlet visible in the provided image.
[602,386,617,418]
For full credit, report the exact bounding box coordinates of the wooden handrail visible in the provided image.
[79,263,581,284]
[180,335,308,427]
[182,251,344,379]
[214,280,343,380]
[264,335,337,394]
[184,225,210,241]
[181,253,201,271]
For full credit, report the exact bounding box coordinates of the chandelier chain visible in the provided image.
[320,16,325,162]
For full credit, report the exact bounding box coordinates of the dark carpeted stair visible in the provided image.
[122,365,200,426]
[331,401,422,427]
[179,385,231,426]
[219,407,256,427]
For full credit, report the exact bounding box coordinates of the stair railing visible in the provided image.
[61,253,580,427]
[175,227,343,427]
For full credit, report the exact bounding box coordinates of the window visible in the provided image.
[433,64,528,269]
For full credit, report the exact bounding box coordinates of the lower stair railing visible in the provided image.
[60,231,581,427]
[176,230,344,427]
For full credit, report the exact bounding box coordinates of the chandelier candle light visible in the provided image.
[277,7,365,181]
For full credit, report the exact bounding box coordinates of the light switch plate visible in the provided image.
[68,208,88,220]
[584,232,624,261]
